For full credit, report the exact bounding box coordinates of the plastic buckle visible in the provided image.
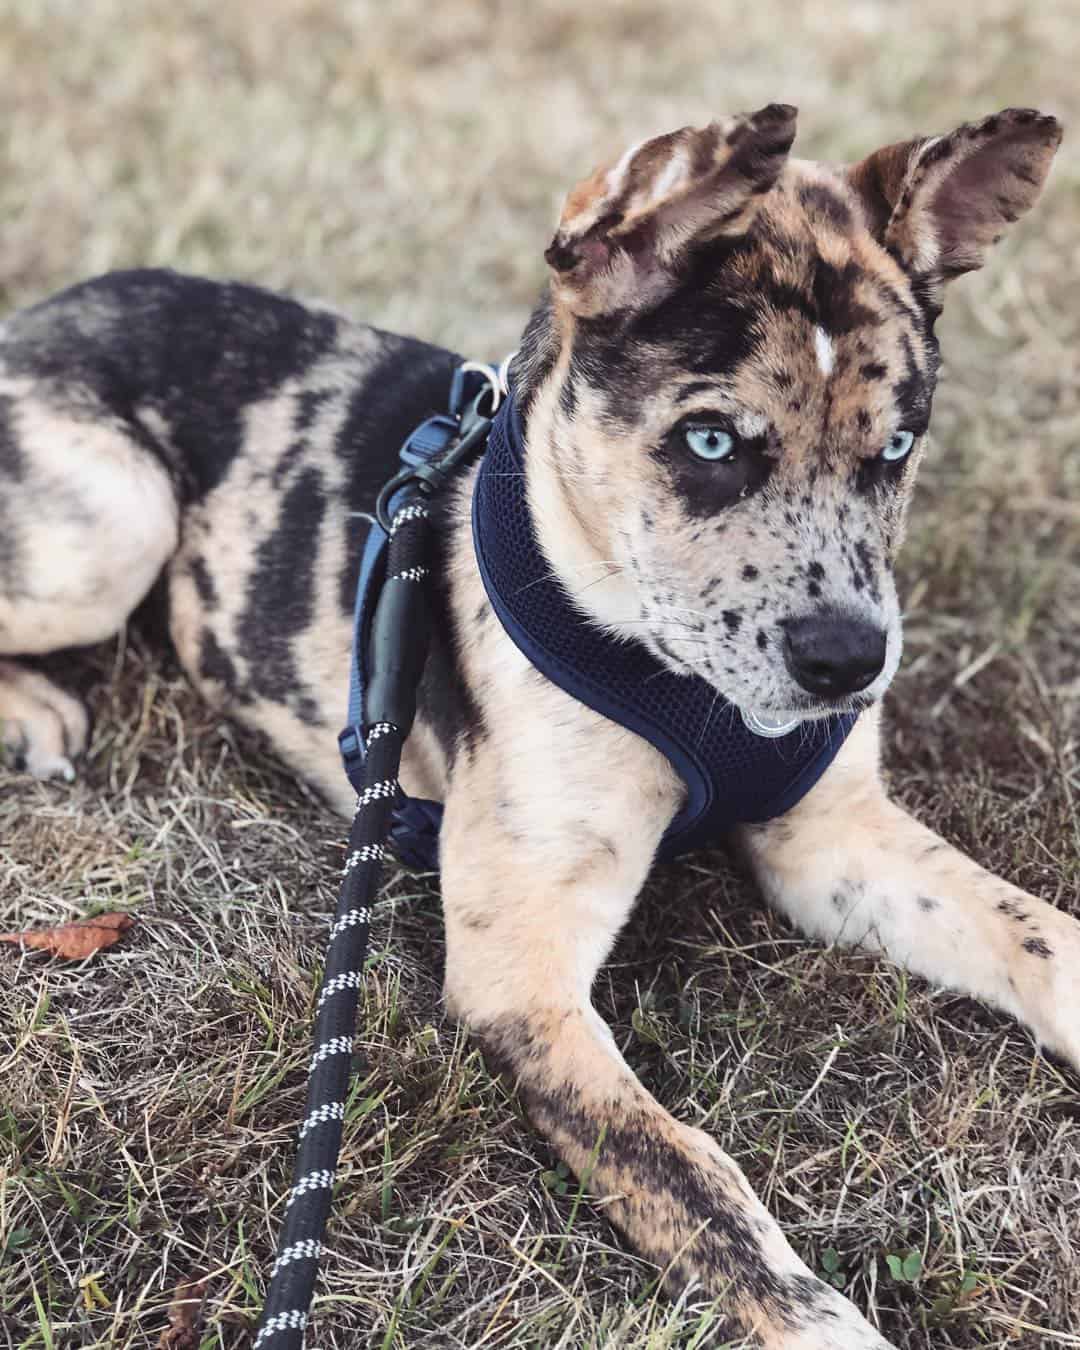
[375,392,493,533]
[399,413,459,468]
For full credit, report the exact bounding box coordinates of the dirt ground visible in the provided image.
[1,2,1078,1346]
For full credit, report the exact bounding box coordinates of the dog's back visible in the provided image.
[0,268,462,801]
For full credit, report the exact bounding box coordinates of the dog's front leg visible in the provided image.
[740,709,1080,1070]
[440,746,894,1349]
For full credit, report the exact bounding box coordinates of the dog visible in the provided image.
[0,105,1074,1348]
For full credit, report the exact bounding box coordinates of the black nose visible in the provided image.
[784,612,887,697]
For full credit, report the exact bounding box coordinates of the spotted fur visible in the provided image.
[0,107,1073,1348]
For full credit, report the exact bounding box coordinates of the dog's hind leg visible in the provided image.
[440,749,894,1348]
[0,388,179,778]
[741,708,1080,1072]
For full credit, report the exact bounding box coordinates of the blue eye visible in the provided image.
[881,430,915,462]
[685,426,736,461]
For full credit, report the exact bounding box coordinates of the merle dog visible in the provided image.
[0,105,1072,1347]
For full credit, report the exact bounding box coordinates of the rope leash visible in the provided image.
[253,503,430,1349]
[253,365,501,1347]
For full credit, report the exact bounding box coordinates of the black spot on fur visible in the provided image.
[1022,936,1053,959]
[199,629,239,694]
[916,895,939,912]
[997,897,1029,923]
[3,270,341,501]
[188,556,218,609]
[721,609,742,633]
[799,183,853,228]
[892,332,934,432]
[294,388,333,432]
[811,259,877,335]
[271,439,309,490]
[0,397,25,481]
[853,539,880,601]
[860,361,888,381]
[558,374,578,419]
[756,629,769,650]
[237,466,325,710]
[414,493,488,764]
[741,564,759,581]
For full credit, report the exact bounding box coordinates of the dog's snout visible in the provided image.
[783,611,886,698]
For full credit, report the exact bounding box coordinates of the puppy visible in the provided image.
[0,105,1073,1347]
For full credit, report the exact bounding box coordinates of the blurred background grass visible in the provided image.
[1,3,1078,1348]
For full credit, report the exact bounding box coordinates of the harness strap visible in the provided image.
[338,365,497,792]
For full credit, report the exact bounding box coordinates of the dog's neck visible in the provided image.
[513,348,640,636]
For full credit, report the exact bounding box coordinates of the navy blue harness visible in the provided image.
[341,373,855,870]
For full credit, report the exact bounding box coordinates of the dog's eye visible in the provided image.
[881,430,915,462]
[684,426,736,462]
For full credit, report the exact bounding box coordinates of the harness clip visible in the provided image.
[374,392,493,532]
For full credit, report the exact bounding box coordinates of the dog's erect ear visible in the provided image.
[545,104,797,317]
[848,108,1063,282]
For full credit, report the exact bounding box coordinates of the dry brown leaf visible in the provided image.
[0,911,134,960]
[158,1274,209,1349]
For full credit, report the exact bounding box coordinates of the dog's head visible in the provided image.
[515,105,1061,728]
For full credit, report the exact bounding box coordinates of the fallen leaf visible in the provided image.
[158,1274,209,1349]
[0,912,134,960]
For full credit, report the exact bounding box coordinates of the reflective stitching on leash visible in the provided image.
[286,1170,335,1207]
[309,1037,353,1070]
[356,779,397,806]
[316,972,364,1008]
[298,1102,345,1137]
[330,908,370,939]
[390,503,428,534]
[270,1239,322,1275]
[343,844,385,873]
[253,1310,308,1345]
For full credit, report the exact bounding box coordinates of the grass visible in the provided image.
[1,1,1078,1346]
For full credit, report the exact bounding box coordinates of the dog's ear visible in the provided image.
[848,108,1063,282]
[545,104,797,317]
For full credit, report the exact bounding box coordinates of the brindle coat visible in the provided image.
[0,106,1073,1347]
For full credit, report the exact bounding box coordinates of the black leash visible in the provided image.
[252,377,495,1349]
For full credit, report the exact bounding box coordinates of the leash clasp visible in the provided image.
[374,390,494,533]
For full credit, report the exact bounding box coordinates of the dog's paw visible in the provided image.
[756,1285,895,1350]
[0,661,89,782]
[1025,910,1080,1074]
[765,1312,894,1350]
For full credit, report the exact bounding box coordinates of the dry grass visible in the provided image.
[1,2,1078,1346]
